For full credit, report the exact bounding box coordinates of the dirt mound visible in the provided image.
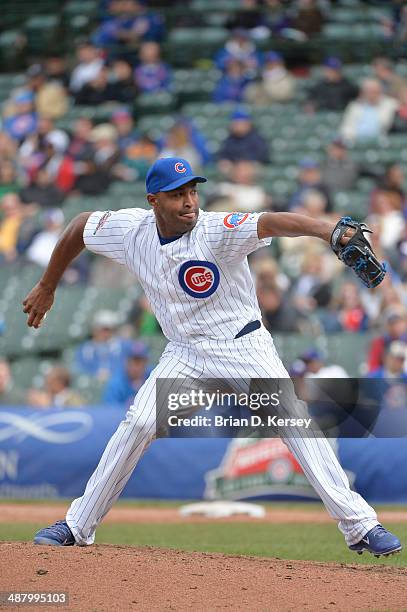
[0,542,405,612]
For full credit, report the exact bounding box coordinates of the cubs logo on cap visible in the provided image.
[146,157,207,193]
[223,212,249,229]
[174,162,186,174]
[178,260,220,299]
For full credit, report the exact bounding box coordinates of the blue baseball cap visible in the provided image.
[265,51,282,63]
[146,157,207,193]
[231,109,251,121]
[127,341,149,359]
[300,348,324,362]
[323,56,342,70]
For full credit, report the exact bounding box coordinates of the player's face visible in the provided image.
[148,181,200,237]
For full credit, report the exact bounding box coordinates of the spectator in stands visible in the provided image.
[44,55,70,89]
[212,58,250,104]
[291,0,324,38]
[126,294,161,336]
[226,0,267,34]
[340,78,399,143]
[215,29,261,78]
[292,189,329,219]
[326,281,370,334]
[370,163,406,213]
[292,251,333,316]
[106,59,138,103]
[218,109,269,169]
[134,41,171,94]
[372,57,407,99]
[0,193,34,263]
[17,116,54,178]
[103,341,150,407]
[41,130,71,193]
[320,138,360,192]
[67,117,95,162]
[20,165,65,209]
[160,120,203,172]
[256,268,307,333]
[92,0,165,47]
[75,124,120,194]
[367,306,407,373]
[111,108,155,173]
[75,310,133,381]
[26,63,68,120]
[26,208,65,268]
[300,349,348,378]
[395,224,407,282]
[0,131,17,162]
[288,158,332,212]
[306,57,358,112]
[369,341,407,379]
[207,160,272,212]
[263,0,291,35]
[391,85,407,132]
[112,108,139,152]
[244,51,295,105]
[0,358,25,405]
[3,90,38,142]
[74,66,115,106]
[26,365,84,409]
[69,41,104,94]
[0,160,19,198]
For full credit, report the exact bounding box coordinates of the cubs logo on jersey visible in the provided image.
[223,212,249,229]
[178,260,220,298]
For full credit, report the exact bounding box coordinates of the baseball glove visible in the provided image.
[330,216,386,289]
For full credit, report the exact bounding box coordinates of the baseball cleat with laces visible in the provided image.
[34,520,75,546]
[349,525,402,558]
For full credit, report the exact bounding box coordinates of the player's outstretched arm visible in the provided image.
[257,211,334,242]
[23,212,92,329]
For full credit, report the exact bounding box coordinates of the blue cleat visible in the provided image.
[349,525,402,558]
[34,520,75,546]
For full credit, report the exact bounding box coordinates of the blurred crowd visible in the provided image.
[1,0,407,407]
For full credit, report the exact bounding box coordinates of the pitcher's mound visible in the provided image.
[0,542,406,611]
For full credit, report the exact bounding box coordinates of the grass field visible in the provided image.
[1,516,406,566]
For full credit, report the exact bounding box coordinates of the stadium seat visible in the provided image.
[333,191,369,220]
[24,15,60,53]
[134,91,176,116]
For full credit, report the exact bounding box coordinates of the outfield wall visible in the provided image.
[0,408,406,503]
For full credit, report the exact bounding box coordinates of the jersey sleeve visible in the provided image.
[83,209,144,265]
[203,211,272,263]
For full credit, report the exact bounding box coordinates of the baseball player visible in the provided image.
[24,157,401,557]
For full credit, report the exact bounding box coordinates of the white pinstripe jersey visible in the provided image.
[83,208,271,344]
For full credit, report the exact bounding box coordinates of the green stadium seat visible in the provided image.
[166,28,228,65]
[11,357,42,389]
[273,334,326,368]
[324,333,374,375]
[24,15,60,53]
[63,0,97,17]
[333,191,369,220]
[134,91,176,116]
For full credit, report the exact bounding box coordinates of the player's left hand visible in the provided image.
[22,282,55,328]
[330,217,386,289]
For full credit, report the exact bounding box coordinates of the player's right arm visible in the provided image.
[23,212,91,329]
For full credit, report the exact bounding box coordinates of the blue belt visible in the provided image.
[234,319,261,339]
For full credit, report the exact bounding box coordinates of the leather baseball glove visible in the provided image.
[330,216,386,289]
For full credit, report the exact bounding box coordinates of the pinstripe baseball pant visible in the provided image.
[66,327,378,546]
